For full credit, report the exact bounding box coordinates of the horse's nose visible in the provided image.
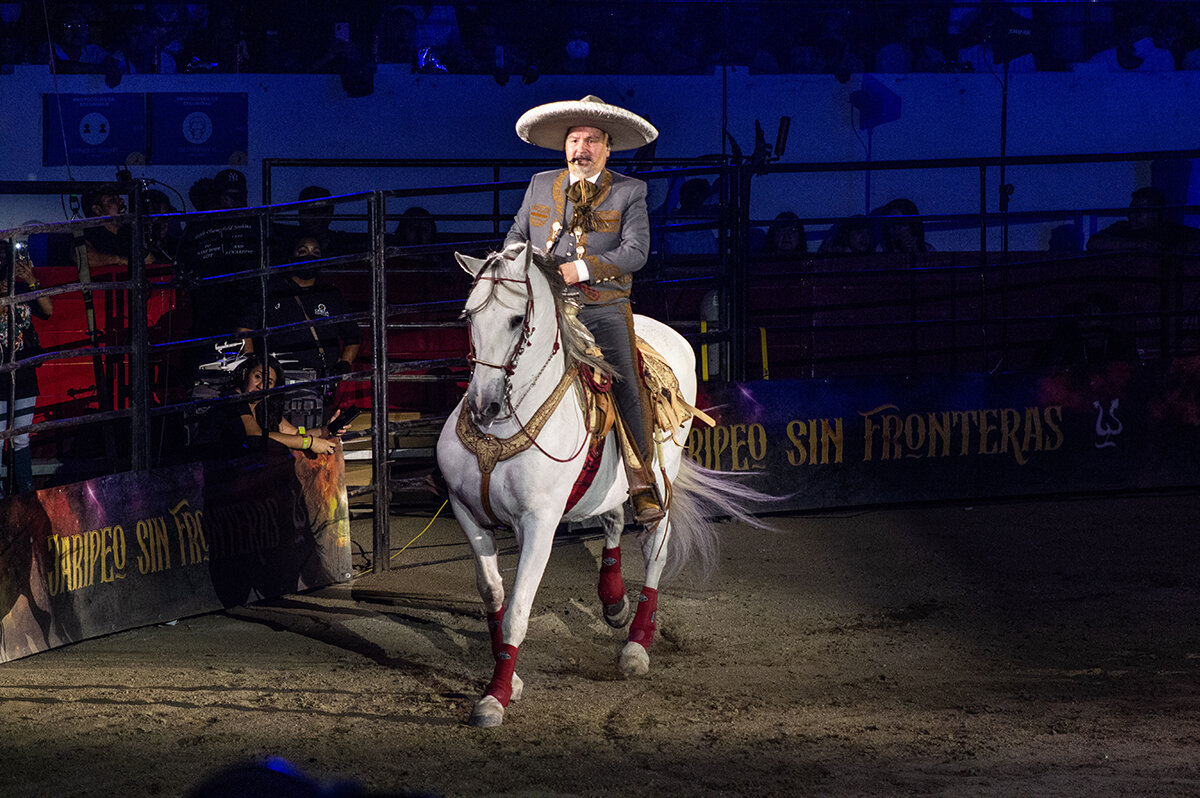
[479,401,501,424]
[470,397,502,426]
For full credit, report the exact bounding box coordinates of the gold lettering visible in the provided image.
[730,424,749,471]
[903,414,926,457]
[1022,406,1044,454]
[1043,406,1064,450]
[46,536,61,597]
[746,423,768,468]
[999,408,1026,465]
[711,425,731,470]
[786,420,808,465]
[819,418,843,464]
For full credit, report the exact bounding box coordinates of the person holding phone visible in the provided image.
[211,354,342,456]
[0,243,53,494]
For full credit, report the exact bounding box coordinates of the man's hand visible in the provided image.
[558,260,581,285]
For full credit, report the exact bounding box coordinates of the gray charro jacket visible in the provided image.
[505,168,650,306]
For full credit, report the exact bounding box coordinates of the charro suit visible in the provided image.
[505,167,655,464]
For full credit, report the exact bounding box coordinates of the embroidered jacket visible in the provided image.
[505,168,650,305]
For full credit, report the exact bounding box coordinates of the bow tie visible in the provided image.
[566,179,600,234]
[566,179,598,207]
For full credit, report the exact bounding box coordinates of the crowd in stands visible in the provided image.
[5,2,1200,79]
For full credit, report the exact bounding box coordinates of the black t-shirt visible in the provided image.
[179,216,265,336]
[238,278,359,374]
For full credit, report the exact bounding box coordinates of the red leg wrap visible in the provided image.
[487,606,505,656]
[485,644,519,707]
[597,547,626,608]
[628,587,659,649]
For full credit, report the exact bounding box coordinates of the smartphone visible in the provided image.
[334,22,350,43]
[327,405,362,435]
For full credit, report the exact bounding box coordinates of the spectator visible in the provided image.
[819,215,877,254]
[876,198,934,253]
[400,3,464,72]
[209,353,339,456]
[1086,187,1200,254]
[188,176,218,212]
[178,169,264,384]
[183,10,248,72]
[1075,7,1175,72]
[79,183,131,268]
[788,11,864,80]
[143,188,181,265]
[1047,223,1082,254]
[955,7,1038,73]
[661,178,718,257]
[620,14,706,75]
[764,211,807,254]
[1035,293,1138,371]
[0,243,53,494]
[37,5,125,84]
[115,7,181,73]
[0,2,26,65]
[237,234,360,409]
[393,205,441,266]
[293,186,354,256]
[875,9,947,73]
[716,11,779,74]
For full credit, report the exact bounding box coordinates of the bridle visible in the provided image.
[463,246,562,421]
[461,246,586,464]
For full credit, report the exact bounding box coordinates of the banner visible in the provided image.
[690,357,1200,512]
[148,92,248,165]
[43,93,147,167]
[0,448,350,663]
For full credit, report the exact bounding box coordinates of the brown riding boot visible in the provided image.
[631,486,665,526]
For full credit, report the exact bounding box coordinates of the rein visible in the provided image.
[458,246,595,526]
[463,247,563,424]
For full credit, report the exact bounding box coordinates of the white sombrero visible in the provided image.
[515,95,658,152]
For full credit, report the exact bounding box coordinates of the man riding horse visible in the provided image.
[505,95,665,526]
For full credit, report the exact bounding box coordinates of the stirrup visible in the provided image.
[630,487,665,526]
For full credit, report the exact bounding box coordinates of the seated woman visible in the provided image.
[214,353,340,456]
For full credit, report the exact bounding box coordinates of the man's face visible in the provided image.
[93,194,126,217]
[219,187,247,210]
[565,126,610,179]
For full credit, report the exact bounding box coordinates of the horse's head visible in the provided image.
[456,242,557,427]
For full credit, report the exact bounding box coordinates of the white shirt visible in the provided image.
[567,172,602,282]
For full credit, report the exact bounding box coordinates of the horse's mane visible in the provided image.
[496,246,617,381]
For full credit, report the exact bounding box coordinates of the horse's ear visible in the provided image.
[455,251,487,277]
[500,242,526,261]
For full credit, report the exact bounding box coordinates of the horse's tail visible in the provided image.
[659,457,776,581]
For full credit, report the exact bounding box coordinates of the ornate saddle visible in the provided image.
[455,339,713,529]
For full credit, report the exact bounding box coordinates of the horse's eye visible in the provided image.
[510,315,525,330]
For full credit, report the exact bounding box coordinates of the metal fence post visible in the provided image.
[369,192,391,571]
[129,181,150,471]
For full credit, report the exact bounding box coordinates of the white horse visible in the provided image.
[437,242,761,727]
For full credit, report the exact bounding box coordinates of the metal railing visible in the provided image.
[4,143,1200,571]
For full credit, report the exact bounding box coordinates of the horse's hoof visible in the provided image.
[468,696,505,727]
[619,641,650,678]
[603,596,632,629]
[510,672,524,702]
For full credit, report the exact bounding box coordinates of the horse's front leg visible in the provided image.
[619,513,671,678]
[469,510,558,728]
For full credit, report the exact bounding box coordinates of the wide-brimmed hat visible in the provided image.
[515,95,658,152]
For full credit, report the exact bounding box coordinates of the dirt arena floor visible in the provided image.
[3,490,1200,797]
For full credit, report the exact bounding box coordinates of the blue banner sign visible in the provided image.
[691,358,1200,512]
[148,92,248,165]
[43,93,147,167]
